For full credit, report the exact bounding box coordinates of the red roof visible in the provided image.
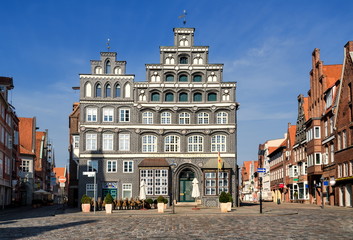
[323,64,342,90]
[288,125,297,147]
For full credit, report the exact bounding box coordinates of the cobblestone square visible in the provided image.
[1,203,352,239]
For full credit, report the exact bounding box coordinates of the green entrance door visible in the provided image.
[179,168,195,202]
[102,189,118,200]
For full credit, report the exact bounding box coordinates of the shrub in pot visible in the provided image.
[157,196,165,213]
[163,198,168,209]
[226,192,233,212]
[81,194,91,212]
[104,193,114,214]
[219,192,228,213]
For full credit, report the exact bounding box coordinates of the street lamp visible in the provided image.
[170,162,177,214]
[320,176,324,209]
[83,171,96,214]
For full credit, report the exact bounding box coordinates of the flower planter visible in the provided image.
[157,203,164,213]
[220,203,228,213]
[105,204,113,214]
[227,202,232,212]
[82,203,91,213]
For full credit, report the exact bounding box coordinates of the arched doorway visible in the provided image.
[179,168,195,202]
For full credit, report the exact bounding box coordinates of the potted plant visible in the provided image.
[157,196,165,213]
[226,192,233,212]
[81,194,91,213]
[153,199,158,209]
[219,191,228,213]
[146,198,153,209]
[104,193,114,214]
[163,198,168,209]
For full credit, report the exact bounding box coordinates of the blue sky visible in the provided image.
[1,1,353,168]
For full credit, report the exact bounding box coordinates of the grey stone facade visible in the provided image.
[76,28,239,207]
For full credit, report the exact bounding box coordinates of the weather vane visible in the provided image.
[178,10,187,26]
[107,38,110,52]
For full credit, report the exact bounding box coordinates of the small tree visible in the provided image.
[219,191,228,203]
[226,192,233,202]
[157,196,165,203]
[104,193,114,204]
[146,198,153,205]
[81,194,91,204]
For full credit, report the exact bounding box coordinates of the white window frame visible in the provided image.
[86,108,97,122]
[20,159,30,172]
[103,108,114,122]
[179,112,190,124]
[119,133,130,151]
[188,135,203,152]
[216,112,228,124]
[123,160,134,173]
[86,133,97,151]
[314,126,320,139]
[164,135,180,152]
[106,160,117,173]
[119,109,130,122]
[73,135,79,149]
[103,133,114,151]
[86,183,97,198]
[197,112,209,124]
[155,169,168,195]
[140,169,154,195]
[142,135,157,152]
[122,183,132,199]
[87,160,98,172]
[161,112,172,124]
[211,135,226,152]
[142,111,153,124]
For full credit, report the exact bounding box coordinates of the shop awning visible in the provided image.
[138,158,170,167]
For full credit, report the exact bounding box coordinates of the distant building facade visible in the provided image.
[73,27,239,207]
[0,76,20,207]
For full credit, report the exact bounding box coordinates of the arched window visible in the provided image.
[208,93,217,101]
[217,112,228,124]
[193,93,202,102]
[179,92,188,102]
[180,39,189,47]
[105,84,111,97]
[161,112,171,124]
[179,74,188,82]
[165,92,174,102]
[179,57,188,64]
[188,135,203,152]
[124,83,131,98]
[114,67,121,75]
[166,74,174,82]
[95,84,102,97]
[105,60,111,74]
[85,82,92,97]
[197,112,209,124]
[151,92,160,101]
[164,135,180,152]
[142,135,157,152]
[193,75,202,82]
[211,135,226,152]
[179,112,190,124]
[95,66,102,74]
[115,84,121,97]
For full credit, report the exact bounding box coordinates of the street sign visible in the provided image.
[257,168,266,173]
[83,171,96,177]
[294,178,299,181]
[60,182,65,188]
[58,176,67,183]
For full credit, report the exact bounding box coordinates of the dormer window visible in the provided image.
[105,60,111,74]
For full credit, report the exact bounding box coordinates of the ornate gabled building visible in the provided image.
[74,27,239,207]
[334,41,353,207]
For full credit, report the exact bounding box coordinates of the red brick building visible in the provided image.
[334,41,353,207]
